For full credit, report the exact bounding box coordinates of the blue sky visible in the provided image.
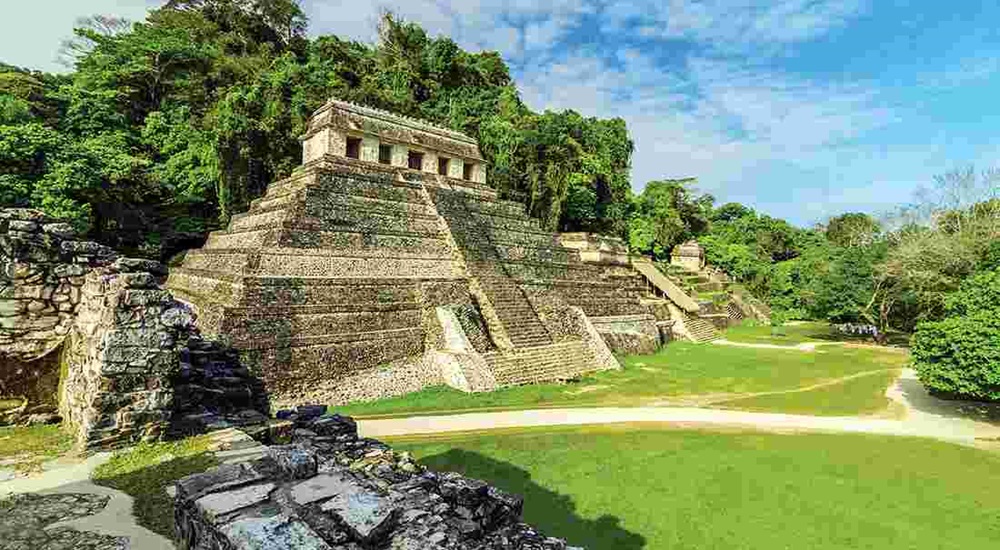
[3,1,1000,226]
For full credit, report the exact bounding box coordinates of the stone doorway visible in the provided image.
[0,344,64,425]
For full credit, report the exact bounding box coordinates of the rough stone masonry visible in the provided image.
[0,208,268,449]
[175,409,583,550]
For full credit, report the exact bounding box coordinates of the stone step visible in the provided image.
[229,208,293,232]
[303,187,438,219]
[232,326,424,350]
[484,341,601,386]
[264,165,423,202]
[226,311,422,344]
[682,314,722,343]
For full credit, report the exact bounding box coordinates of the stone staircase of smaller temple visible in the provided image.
[635,262,741,342]
[682,312,722,343]
[483,340,602,385]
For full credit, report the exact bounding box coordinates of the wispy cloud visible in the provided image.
[211,1,994,223]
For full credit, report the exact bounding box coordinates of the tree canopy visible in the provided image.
[0,1,633,257]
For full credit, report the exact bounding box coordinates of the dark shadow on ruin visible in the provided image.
[416,448,647,550]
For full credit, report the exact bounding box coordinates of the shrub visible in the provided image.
[911,313,1000,400]
[911,268,1000,400]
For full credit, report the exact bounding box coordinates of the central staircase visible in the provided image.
[429,186,633,383]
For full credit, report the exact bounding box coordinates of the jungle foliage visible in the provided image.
[0,1,631,258]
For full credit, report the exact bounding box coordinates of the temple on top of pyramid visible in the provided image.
[167,99,679,408]
[301,99,486,184]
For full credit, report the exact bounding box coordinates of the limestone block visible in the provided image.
[361,135,379,163]
[219,515,333,550]
[422,151,438,174]
[448,158,464,179]
[196,482,277,523]
[391,145,408,167]
[318,481,398,542]
[42,222,76,238]
[112,257,167,275]
[9,220,39,232]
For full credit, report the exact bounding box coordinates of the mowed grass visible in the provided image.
[717,368,901,416]
[390,425,1000,550]
[724,320,840,344]
[0,424,74,472]
[725,320,910,347]
[335,341,907,418]
[92,435,218,537]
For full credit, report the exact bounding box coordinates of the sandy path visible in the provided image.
[359,369,1000,447]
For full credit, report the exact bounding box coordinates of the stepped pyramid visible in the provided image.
[168,99,658,407]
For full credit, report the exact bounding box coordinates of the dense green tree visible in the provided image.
[824,212,881,247]
[912,267,1000,400]
[0,4,633,258]
[628,178,711,258]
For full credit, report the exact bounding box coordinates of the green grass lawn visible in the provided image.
[389,425,1000,550]
[92,435,218,537]
[725,320,910,347]
[335,342,907,418]
[716,368,901,416]
[0,424,74,473]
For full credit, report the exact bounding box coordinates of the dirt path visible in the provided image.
[0,427,266,549]
[0,452,174,549]
[711,338,836,351]
[644,368,896,407]
[359,369,1000,447]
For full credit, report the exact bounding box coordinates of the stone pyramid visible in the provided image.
[168,99,657,406]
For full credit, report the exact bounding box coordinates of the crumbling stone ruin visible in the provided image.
[167,99,656,407]
[0,209,268,448]
[175,409,582,550]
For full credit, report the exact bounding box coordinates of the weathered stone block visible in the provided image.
[195,482,277,524]
[113,257,168,275]
[9,220,40,232]
[175,414,579,549]
[42,222,76,238]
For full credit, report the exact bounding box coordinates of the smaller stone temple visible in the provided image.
[670,240,705,271]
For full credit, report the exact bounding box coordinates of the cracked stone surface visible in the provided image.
[0,493,128,550]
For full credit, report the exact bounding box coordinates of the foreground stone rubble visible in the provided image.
[175,409,582,549]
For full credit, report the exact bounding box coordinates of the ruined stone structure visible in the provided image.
[0,209,267,448]
[670,240,706,271]
[175,410,582,549]
[168,99,656,406]
[646,252,771,343]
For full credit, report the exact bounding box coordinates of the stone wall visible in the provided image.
[1,209,116,423]
[1,208,268,448]
[59,260,269,449]
[175,410,582,549]
[588,314,662,355]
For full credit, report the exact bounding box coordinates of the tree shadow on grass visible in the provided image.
[417,449,646,550]
[92,451,217,538]
[897,375,1000,425]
